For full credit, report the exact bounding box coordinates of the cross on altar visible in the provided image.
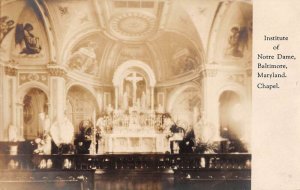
[125,72,143,106]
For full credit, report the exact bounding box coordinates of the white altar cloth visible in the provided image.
[103,131,168,153]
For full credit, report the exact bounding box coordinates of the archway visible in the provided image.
[66,85,99,134]
[23,88,48,140]
[167,85,201,131]
[113,60,156,111]
[219,90,247,152]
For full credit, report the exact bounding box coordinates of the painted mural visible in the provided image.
[67,34,108,76]
[68,41,98,75]
[172,48,198,75]
[225,25,251,58]
[223,3,252,59]
[154,32,201,79]
[0,16,15,44]
[15,23,42,55]
[7,1,49,61]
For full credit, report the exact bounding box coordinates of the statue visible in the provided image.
[125,72,143,106]
[96,115,106,132]
[8,124,17,142]
[106,104,113,115]
[39,113,51,134]
[136,98,141,109]
[156,104,164,113]
[43,134,52,154]
[122,92,128,110]
[39,112,45,132]
[194,112,214,143]
[43,115,51,133]
[141,91,146,109]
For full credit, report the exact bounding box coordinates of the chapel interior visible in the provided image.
[0,0,252,189]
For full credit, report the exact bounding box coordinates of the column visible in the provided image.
[0,65,4,140]
[150,87,154,111]
[114,86,119,110]
[48,67,66,122]
[2,66,17,141]
[245,70,252,151]
[16,102,24,141]
[201,69,220,141]
[96,89,103,113]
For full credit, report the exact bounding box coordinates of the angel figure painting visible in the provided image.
[225,26,250,58]
[15,23,42,54]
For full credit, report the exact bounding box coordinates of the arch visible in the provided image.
[21,87,49,140]
[217,83,247,103]
[65,82,98,100]
[218,90,248,152]
[113,60,156,87]
[31,0,57,62]
[166,83,201,113]
[66,84,100,133]
[65,82,101,112]
[17,81,49,103]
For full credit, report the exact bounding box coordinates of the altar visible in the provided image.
[103,132,168,153]
[97,115,170,153]
[84,62,181,154]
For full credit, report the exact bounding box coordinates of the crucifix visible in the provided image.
[125,72,143,106]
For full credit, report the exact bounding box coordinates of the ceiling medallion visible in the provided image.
[109,12,156,40]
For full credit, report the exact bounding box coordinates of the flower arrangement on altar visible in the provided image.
[194,137,218,154]
[33,134,51,154]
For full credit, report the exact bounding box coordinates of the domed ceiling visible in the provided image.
[1,0,252,84]
[61,0,208,83]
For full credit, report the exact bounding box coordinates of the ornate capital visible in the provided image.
[5,66,17,76]
[47,67,66,77]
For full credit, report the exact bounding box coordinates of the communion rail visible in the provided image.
[0,154,251,190]
[0,153,251,171]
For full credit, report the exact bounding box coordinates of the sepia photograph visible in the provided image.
[0,0,252,189]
